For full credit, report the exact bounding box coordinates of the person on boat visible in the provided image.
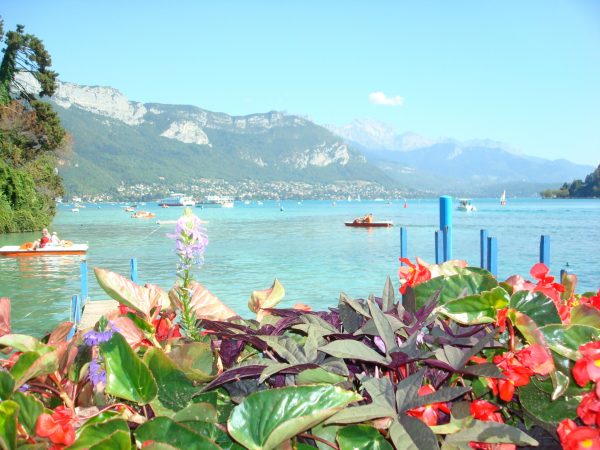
[32,228,51,250]
[50,231,61,246]
[362,213,374,223]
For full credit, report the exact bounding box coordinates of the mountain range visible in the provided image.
[46,82,592,198]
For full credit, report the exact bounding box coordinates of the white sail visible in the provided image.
[500,190,507,205]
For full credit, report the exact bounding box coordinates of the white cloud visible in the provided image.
[368,91,404,106]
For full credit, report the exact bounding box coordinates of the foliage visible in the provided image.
[541,164,600,199]
[0,18,68,233]
[1,213,600,448]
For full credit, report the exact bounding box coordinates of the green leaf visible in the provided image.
[12,392,43,436]
[173,403,218,423]
[395,369,425,412]
[414,270,498,308]
[440,287,509,325]
[312,423,342,450]
[324,404,396,425]
[135,417,223,450]
[444,420,537,446]
[509,290,562,326]
[69,419,130,450]
[259,335,306,364]
[0,334,50,354]
[248,279,285,313]
[296,368,346,385]
[540,324,600,360]
[570,304,600,329]
[389,416,439,450]
[367,300,399,354]
[337,425,393,450]
[169,342,215,383]
[0,400,18,450]
[144,347,197,411]
[10,350,59,389]
[382,276,396,313]
[0,370,14,400]
[192,388,233,423]
[519,382,580,425]
[228,385,361,450]
[182,421,244,449]
[359,375,395,408]
[100,332,157,404]
[94,267,161,320]
[87,430,131,450]
[319,340,390,365]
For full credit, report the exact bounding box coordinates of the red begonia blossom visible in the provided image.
[36,406,76,449]
[406,385,451,426]
[398,257,431,294]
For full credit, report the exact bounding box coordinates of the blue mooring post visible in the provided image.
[560,269,567,283]
[439,196,452,261]
[67,294,81,340]
[487,236,498,277]
[435,230,443,264]
[130,258,138,283]
[540,235,551,266]
[400,227,407,264]
[80,259,88,303]
[480,229,489,269]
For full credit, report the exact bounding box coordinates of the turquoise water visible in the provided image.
[1,198,599,335]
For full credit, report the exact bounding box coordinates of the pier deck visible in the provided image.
[79,300,120,330]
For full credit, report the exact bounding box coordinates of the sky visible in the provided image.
[2,1,600,165]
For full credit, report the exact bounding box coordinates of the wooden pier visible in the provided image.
[78,299,120,330]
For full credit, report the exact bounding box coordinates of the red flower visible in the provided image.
[516,344,553,376]
[152,311,181,341]
[406,385,451,426]
[530,263,565,303]
[496,308,509,333]
[470,400,504,423]
[581,290,600,310]
[558,419,600,450]
[36,406,76,448]
[398,257,431,294]
[573,342,600,387]
[578,391,600,427]
[492,352,533,402]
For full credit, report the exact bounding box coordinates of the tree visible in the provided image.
[0,18,68,232]
[0,19,58,105]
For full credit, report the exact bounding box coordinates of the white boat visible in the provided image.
[71,208,79,213]
[457,198,476,212]
[157,194,196,207]
[197,195,234,208]
[500,190,507,206]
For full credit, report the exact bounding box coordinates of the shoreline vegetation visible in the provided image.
[1,208,600,448]
[541,164,600,199]
[0,19,68,233]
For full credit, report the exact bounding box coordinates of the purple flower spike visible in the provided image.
[168,208,208,270]
[83,329,114,346]
[89,356,106,387]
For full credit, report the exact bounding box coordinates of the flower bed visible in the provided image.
[1,209,599,449]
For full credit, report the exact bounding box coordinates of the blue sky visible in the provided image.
[2,1,599,165]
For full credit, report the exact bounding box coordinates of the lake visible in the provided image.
[1,198,599,336]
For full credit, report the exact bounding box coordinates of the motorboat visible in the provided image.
[457,198,476,212]
[158,194,196,207]
[0,243,88,257]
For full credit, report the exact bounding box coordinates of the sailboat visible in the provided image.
[500,190,507,206]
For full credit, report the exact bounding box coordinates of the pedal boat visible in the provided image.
[345,221,394,228]
[0,244,88,257]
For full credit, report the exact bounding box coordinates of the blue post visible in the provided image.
[435,230,443,264]
[560,269,567,283]
[439,196,453,260]
[80,259,88,302]
[540,235,551,267]
[487,236,498,277]
[400,227,407,264]
[130,258,138,283]
[480,229,489,269]
[67,294,81,340]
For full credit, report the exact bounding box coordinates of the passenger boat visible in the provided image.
[345,221,394,228]
[157,194,196,207]
[457,198,476,212]
[196,195,234,208]
[0,243,89,257]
